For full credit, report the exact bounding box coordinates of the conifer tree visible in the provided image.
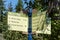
[16,0,22,12]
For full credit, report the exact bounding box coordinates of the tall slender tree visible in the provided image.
[16,0,22,12]
[0,0,4,33]
[0,0,4,11]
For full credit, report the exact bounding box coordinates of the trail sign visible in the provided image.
[7,11,51,34]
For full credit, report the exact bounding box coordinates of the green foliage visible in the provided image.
[16,0,22,12]
[3,31,28,40]
[1,0,60,40]
[42,19,60,40]
[32,0,60,40]
[0,0,5,10]
[33,0,48,11]
[1,12,27,40]
[0,22,3,33]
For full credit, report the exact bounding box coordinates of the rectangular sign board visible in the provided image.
[7,12,28,32]
[35,11,51,34]
[7,11,51,34]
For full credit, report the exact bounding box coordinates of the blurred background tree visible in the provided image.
[0,0,5,33]
[2,0,28,40]
[0,0,5,11]
[32,0,60,40]
[16,0,22,13]
[0,0,60,40]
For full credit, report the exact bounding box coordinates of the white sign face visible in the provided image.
[7,12,28,32]
[32,16,40,32]
[7,11,51,34]
[35,11,51,34]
